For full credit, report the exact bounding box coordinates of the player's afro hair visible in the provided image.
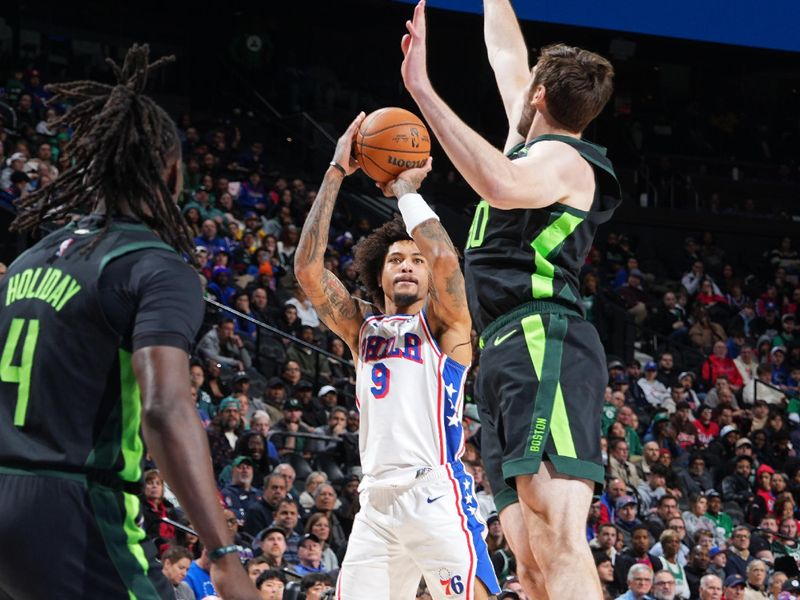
[352,215,411,312]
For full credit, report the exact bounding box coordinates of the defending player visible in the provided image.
[294,114,499,600]
[0,46,257,599]
[399,1,621,598]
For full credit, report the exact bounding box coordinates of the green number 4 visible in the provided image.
[1,318,40,427]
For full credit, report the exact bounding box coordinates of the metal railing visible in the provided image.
[204,297,353,367]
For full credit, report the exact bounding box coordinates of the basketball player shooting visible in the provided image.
[399,1,621,598]
[294,114,500,599]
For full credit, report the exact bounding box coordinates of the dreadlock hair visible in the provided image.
[10,44,194,257]
[352,215,412,312]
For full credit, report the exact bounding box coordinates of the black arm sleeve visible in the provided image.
[97,249,205,353]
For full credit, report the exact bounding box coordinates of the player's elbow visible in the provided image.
[141,390,191,430]
[293,260,319,289]
[430,248,460,273]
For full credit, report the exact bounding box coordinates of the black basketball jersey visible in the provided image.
[0,219,200,484]
[463,134,621,333]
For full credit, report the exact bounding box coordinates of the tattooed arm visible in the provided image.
[295,113,366,360]
[381,161,473,365]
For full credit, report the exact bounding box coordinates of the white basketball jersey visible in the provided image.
[355,310,469,487]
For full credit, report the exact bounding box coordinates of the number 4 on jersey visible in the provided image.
[0,318,40,427]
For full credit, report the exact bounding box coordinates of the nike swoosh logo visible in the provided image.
[494,329,518,346]
[427,495,446,504]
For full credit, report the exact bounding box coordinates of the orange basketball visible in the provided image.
[354,107,431,183]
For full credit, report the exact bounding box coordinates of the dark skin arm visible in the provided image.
[134,346,258,600]
[377,159,472,365]
[295,112,366,360]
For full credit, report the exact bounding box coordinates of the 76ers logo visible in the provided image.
[438,568,465,596]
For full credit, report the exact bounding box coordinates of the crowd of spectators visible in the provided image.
[585,231,800,598]
[2,64,799,600]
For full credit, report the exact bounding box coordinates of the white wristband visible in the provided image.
[398,193,439,236]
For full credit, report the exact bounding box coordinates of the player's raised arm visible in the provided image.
[295,112,366,359]
[484,0,531,136]
[377,159,472,364]
[400,1,589,210]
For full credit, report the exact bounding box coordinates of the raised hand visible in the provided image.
[332,111,366,175]
[401,0,430,94]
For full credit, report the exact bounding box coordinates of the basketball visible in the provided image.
[354,107,431,183]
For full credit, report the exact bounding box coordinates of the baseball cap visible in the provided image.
[298,533,321,547]
[709,546,723,559]
[318,385,337,397]
[232,456,254,468]
[615,495,637,510]
[486,512,500,525]
[724,574,745,588]
[607,360,624,370]
[219,397,240,411]
[652,412,670,425]
[772,346,787,356]
[194,246,209,255]
[783,313,796,323]
[706,489,721,499]
[628,268,644,278]
[736,437,753,448]
[6,152,25,165]
[244,211,258,220]
[644,361,658,371]
[719,424,738,438]
[259,525,287,540]
[678,371,695,381]
[283,398,302,411]
[233,371,250,383]
[782,579,800,593]
[267,377,286,388]
[765,302,779,312]
[295,379,313,391]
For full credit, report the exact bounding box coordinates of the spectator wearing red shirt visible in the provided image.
[702,341,744,390]
[693,405,720,447]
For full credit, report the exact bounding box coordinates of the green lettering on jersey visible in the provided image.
[529,212,584,299]
[22,268,43,299]
[54,279,82,312]
[35,268,62,301]
[5,272,19,305]
[466,200,490,250]
[4,267,82,312]
[12,269,33,302]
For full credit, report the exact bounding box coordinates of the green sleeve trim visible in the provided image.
[99,241,176,274]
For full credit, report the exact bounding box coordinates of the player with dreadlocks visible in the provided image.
[0,45,258,600]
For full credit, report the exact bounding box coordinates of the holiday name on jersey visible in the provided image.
[360,332,423,364]
[4,267,82,312]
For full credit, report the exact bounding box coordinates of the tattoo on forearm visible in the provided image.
[416,219,459,255]
[296,173,341,268]
[415,220,467,309]
[316,271,359,327]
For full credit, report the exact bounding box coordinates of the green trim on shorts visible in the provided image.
[521,313,567,461]
[494,487,520,515]
[548,454,606,484]
[550,382,577,459]
[88,483,160,600]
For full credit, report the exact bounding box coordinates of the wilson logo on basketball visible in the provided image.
[410,128,420,148]
[387,156,428,168]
